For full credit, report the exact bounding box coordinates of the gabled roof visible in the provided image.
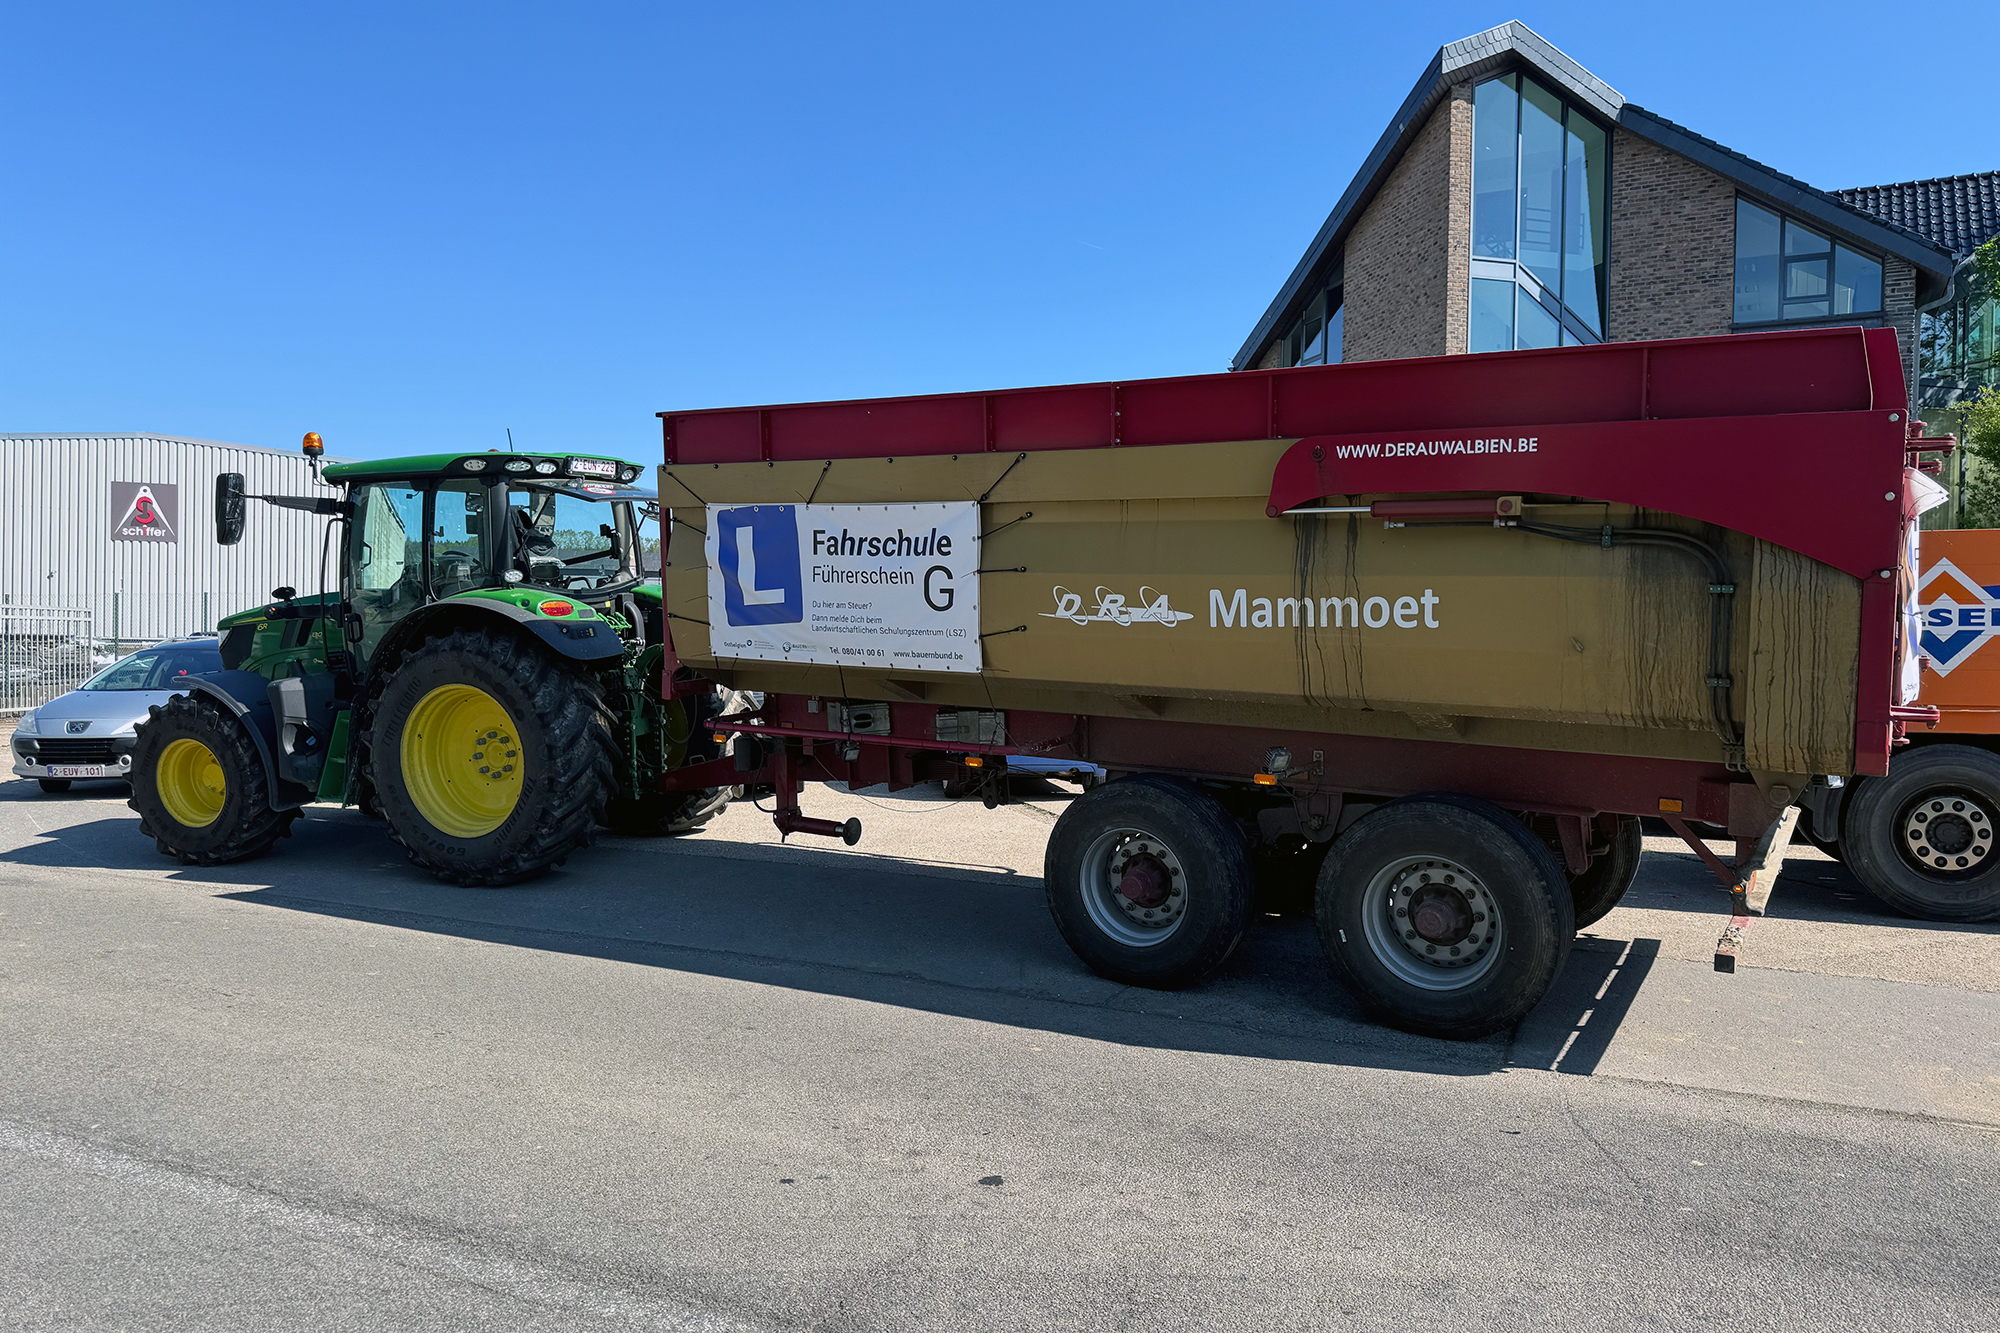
[1616,107,1956,288]
[1835,172,2000,262]
[1231,21,1960,371]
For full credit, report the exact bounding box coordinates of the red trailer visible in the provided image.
[649,328,1928,1038]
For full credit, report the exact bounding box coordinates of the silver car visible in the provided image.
[9,638,224,793]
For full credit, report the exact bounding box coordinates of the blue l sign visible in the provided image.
[716,506,803,626]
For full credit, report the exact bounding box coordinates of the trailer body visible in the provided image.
[651,328,1929,1033]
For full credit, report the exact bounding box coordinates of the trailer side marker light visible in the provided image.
[963,756,984,768]
[711,732,727,744]
[1253,773,1278,786]
[1658,798,1684,813]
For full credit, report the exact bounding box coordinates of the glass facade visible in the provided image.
[1921,263,1998,411]
[1276,267,1344,367]
[1468,73,1607,353]
[1733,198,1883,326]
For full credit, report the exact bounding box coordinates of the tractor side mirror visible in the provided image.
[215,473,247,545]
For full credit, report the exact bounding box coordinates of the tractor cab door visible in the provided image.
[345,479,501,672]
[345,483,427,671]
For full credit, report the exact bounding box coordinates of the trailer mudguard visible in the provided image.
[181,672,315,812]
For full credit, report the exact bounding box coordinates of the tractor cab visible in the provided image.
[323,453,662,668]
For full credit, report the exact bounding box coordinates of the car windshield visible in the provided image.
[81,644,222,691]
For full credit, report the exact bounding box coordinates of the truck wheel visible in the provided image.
[1043,776,1253,989]
[370,627,613,887]
[1317,796,1573,1041]
[1842,746,2000,922]
[601,787,729,837]
[1568,816,1644,930]
[129,693,298,866]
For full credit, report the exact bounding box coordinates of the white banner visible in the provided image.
[705,502,982,673]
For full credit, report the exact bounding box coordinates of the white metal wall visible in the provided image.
[0,434,347,645]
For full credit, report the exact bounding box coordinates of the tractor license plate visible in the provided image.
[566,456,617,479]
[47,765,108,778]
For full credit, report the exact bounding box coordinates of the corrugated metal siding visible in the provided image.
[0,435,349,646]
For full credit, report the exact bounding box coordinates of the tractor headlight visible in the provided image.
[504,459,532,473]
[462,458,488,473]
[534,460,557,475]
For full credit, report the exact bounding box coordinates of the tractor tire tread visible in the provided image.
[374,627,614,887]
[129,693,296,866]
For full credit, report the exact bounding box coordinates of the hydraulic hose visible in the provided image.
[1515,522,1742,770]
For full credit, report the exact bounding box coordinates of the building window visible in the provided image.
[1733,199,1883,326]
[1920,260,1998,411]
[1468,72,1607,353]
[1277,271,1344,367]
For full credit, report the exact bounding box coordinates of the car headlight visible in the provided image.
[14,713,36,736]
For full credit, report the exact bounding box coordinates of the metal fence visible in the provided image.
[0,606,98,716]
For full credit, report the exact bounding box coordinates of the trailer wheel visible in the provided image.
[601,787,730,837]
[1043,776,1253,989]
[1798,808,1843,861]
[1567,816,1644,930]
[1842,746,2000,922]
[370,627,614,887]
[1317,796,1573,1040]
[129,693,298,866]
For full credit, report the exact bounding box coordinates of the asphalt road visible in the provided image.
[2,769,1996,1331]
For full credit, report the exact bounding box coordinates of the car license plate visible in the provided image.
[47,765,108,778]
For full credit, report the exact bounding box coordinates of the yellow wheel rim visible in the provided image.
[400,684,524,839]
[157,738,226,829]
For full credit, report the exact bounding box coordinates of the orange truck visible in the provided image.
[1799,527,2000,920]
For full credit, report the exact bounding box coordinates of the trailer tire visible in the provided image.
[1567,816,1644,930]
[1044,776,1253,989]
[601,787,730,837]
[129,693,298,866]
[1842,746,2000,922]
[1317,796,1573,1041]
[370,627,614,887]
[1798,809,1843,861]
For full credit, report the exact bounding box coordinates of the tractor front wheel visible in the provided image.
[370,628,613,886]
[130,693,298,865]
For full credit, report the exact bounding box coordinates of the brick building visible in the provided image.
[1233,21,1967,407]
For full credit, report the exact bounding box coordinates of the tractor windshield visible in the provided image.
[504,482,658,594]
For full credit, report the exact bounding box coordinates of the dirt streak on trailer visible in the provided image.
[649,327,1929,1039]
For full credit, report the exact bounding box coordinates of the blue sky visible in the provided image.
[3,2,1992,462]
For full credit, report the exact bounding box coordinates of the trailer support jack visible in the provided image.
[770,743,862,846]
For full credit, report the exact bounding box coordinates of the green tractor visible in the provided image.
[129,436,726,884]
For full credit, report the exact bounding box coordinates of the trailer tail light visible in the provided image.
[538,600,575,617]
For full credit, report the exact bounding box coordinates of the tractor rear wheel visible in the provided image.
[370,627,613,887]
[130,693,298,865]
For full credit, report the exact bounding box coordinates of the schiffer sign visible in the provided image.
[110,482,179,543]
